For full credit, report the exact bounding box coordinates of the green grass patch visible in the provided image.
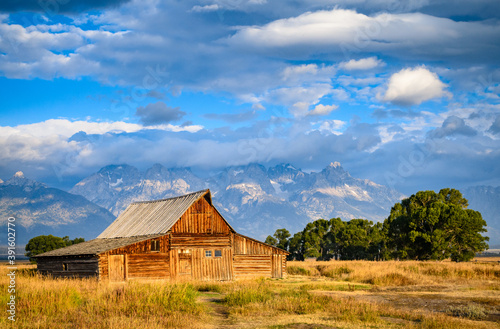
[446,305,487,320]
[222,285,273,306]
[194,282,226,293]
[299,282,371,292]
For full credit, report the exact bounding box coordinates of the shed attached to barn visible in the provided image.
[35,189,289,281]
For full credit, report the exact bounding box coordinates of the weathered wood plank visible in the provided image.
[171,197,232,234]
[37,256,99,278]
[170,235,231,249]
[233,234,287,256]
[233,254,272,278]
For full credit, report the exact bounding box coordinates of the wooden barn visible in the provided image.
[35,189,289,281]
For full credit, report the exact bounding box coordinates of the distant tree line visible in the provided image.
[25,235,85,262]
[265,188,489,262]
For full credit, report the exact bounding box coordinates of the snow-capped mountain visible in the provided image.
[69,162,406,239]
[0,172,115,246]
[463,186,500,247]
[70,164,207,215]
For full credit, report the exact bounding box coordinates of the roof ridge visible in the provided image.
[130,189,209,205]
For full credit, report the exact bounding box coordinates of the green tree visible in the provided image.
[273,228,291,251]
[25,235,85,262]
[302,219,330,259]
[370,222,389,260]
[384,188,488,261]
[62,236,85,246]
[323,217,344,260]
[288,231,304,261]
[265,235,278,246]
[338,219,380,260]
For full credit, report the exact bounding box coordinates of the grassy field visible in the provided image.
[0,259,499,328]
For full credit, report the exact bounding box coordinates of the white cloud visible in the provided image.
[340,57,384,70]
[0,119,202,139]
[252,103,266,111]
[290,102,310,117]
[263,83,333,117]
[0,119,143,138]
[308,104,338,116]
[280,64,336,86]
[229,9,368,49]
[380,67,451,106]
[228,9,500,63]
[190,4,220,12]
[282,64,318,80]
[1,4,498,110]
[427,115,477,139]
[317,120,346,134]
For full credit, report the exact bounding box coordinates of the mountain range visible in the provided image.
[0,171,115,247]
[69,162,405,239]
[1,163,499,248]
[463,186,500,247]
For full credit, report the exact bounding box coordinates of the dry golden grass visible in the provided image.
[0,261,499,329]
[288,260,500,286]
[473,256,500,263]
[0,264,207,329]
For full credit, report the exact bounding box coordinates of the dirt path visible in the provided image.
[197,292,235,328]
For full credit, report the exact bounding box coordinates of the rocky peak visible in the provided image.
[268,163,304,183]
[98,164,139,175]
[329,161,341,168]
[144,164,200,184]
[14,171,25,178]
[145,163,170,180]
[97,164,141,184]
[5,171,46,189]
[70,161,408,237]
[322,161,349,177]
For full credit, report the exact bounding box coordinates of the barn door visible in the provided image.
[272,254,283,278]
[109,255,126,282]
[178,253,192,278]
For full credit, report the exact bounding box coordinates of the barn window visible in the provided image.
[205,250,212,257]
[214,250,222,257]
[62,263,68,271]
[151,240,160,252]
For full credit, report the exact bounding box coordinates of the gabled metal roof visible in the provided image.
[35,234,164,257]
[97,189,233,238]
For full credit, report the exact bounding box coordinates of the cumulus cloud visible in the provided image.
[135,102,186,126]
[307,104,338,116]
[190,4,219,12]
[228,9,500,63]
[340,57,384,70]
[0,118,379,182]
[317,120,346,134]
[380,67,451,106]
[0,119,144,138]
[1,114,500,195]
[281,64,336,84]
[264,83,333,117]
[427,116,477,139]
[1,1,500,195]
[1,4,499,107]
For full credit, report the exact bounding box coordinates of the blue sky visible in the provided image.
[0,0,499,194]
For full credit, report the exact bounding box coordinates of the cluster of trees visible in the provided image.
[265,189,489,262]
[25,235,85,262]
